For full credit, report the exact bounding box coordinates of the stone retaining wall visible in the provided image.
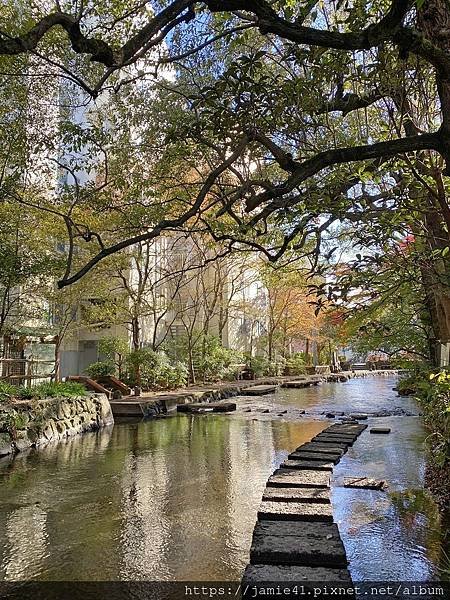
[0,393,114,458]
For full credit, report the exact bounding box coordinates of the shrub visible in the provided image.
[156,361,188,389]
[15,386,35,400]
[0,381,86,407]
[286,353,307,376]
[418,370,450,468]
[164,332,244,382]
[247,355,270,378]
[98,337,129,378]
[196,343,243,381]
[267,356,287,377]
[0,381,17,403]
[3,410,28,439]
[124,349,187,390]
[31,381,86,399]
[86,361,116,379]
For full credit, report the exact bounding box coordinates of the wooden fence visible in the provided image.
[0,358,55,386]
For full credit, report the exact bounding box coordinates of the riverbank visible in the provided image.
[0,393,113,458]
[396,369,450,523]
[110,369,400,417]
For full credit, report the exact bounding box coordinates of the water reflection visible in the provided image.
[0,377,445,582]
[0,415,323,581]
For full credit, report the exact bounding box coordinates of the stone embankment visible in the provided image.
[241,422,367,596]
[0,393,113,458]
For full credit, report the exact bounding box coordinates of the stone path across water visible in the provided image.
[241,423,367,597]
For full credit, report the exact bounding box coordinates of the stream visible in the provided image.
[0,376,446,585]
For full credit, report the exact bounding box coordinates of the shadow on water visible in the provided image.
[0,376,446,583]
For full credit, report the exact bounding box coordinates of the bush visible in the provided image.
[196,343,243,381]
[247,355,270,378]
[0,381,17,403]
[156,361,188,389]
[164,332,244,382]
[0,381,86,403]
[86,361,116,379]
[285,353,307,376]
[30,381,87,399]
[124,349,188,390]
[417,370,450,468]
[3,410,28,439]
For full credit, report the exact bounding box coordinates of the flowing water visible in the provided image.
[0,376,446,583]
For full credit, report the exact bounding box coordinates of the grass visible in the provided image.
[0,381,86,404]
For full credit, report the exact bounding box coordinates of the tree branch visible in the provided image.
[57,134,250,288]
[246,131,442,212]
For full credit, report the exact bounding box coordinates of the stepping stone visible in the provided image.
[327,423,366,430]
[268,469,330,488]
[281,459,334,471]
[370,427,391,434]
[245,385,277,396]
[327,425,366,434]
[313,434,355,445]
[262,487,330,503]
[242,565,352,593]
[343,477,386,490]
[296,442,347,453]
[289,451,341,464]
[258,501,333,522]
[250,521,347,567]
[349,413,369,420]
[177,401,236,413]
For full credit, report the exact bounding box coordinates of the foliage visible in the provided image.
[261,264,325,360]
[399,369,450,470]
[0,381,86,402]
[244,354,286,378]
[337,254,433,362]
[164,333,243,382]
[246,355,270,378]
[124,348,188,390]
[86,361,116,379]
[285,353,307,376]
[2,410,28,439]
[28,382,87,399]
[0,382,17,403]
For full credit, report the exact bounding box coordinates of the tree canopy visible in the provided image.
[0,0,449,359]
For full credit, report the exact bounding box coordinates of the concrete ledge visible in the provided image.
[288,451,342,464]
[313,434,356,445]
[297,442,348,453]
[242,564,353,588]
[244,385,278,396]
[177,401,236,413]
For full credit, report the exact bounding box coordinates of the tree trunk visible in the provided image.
[54,336,61,382]
[268,334,273,362]
[188,343,196,385]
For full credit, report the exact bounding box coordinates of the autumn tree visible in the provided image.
[1,0,450,363]
[262,266,324,362]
